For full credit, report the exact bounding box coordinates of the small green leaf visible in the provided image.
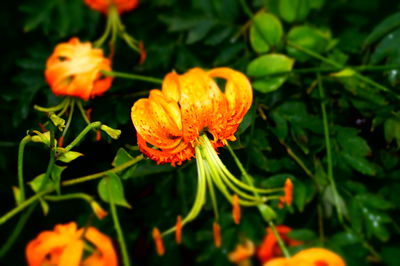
[51,165,66,194]
[341,151,376,176]
[57,150,84,163]
[112,148,137,179]
[39,198,50,216]
[247,54,294,93]
[250,12,283,53]
[29,173,53,193]
[98,173,131,208]
[278,0,311,23]
[288,229,317,241]
[12,186,23,205]
[287,25,330,62]
[257,204,277,222]
[364,12,400,47]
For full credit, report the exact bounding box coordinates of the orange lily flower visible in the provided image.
[84,0,139,14]
[228,239,255,264]
[45,37,113,101]
[26,222,118,266]
[264,247,346,266]
[131,67,252,166]
[132,68,287,251]
[257,225,302,263]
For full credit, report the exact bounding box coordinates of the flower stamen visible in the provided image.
[152,227,165,256]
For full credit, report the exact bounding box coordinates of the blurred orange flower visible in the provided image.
[84,0,139,14]
[264,247,346,266]
[228,239,255,264]
[257,225,302,263]
[131,67,252,166]
[26,222,118,266]
[45,37,113,101]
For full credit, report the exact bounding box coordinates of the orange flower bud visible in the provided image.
[45,37,113,101]
[84,0,139,14]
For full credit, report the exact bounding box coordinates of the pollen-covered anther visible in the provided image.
[152,227,165,256]
[175,215,182,244]
[213,222,222,248]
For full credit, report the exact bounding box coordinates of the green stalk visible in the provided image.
[64,121,102,151]
[76,100,91,125]
[226,143,290,258]
[0,188,53,225]
[105,176,130,266]
[102,70,162,84]
[62,155,143,186]
[317,73,343,223]
[0,204,36,258]
[287,41,391,94]
[17,135,31,203]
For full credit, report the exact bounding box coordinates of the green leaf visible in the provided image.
[57,150,84,163]
[288,229,317,241]
[340,151,376,176]
[384,118,400,146]
[250,12,283,53]
[29,173,54,193]
[247,54,294,93]
[364,12,400,47]
[51,165,66,194]
[287,25,331,62]
[112,148,137,179]
[98,173,131,208]
[336,127,371,157]
[278,0,311,23]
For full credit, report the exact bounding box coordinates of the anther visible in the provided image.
[232,194,241,224]
[175,215,182,244]
[152,227,165,256]
[213,222,221,248]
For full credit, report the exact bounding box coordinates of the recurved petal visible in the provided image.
[178,68,228,143]
[58,240,84,266]
[208,67,252,126]
[137,134,195,166]
[289,248,346,266]
[131,90,183,150]
[161,71,180,102]
[84,227,118,266]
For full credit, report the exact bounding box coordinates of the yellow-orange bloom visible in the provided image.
[84,0,139,14]
[257,225,302,263]
[26,222,118,266]
[45,37,113,101]
[131,67,252,166]
[264,248,346,266]
[228,239,255,263]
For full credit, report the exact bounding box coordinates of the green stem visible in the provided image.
[17,135,31,202]
[226,144,290,258]
[317,73,343,223]
[44,193,93,203]
[76,100,91,125]
[280,141,314,178]
[0,204,36,258]
[64,121,102,151]
[0,188,53,225]
[62,154,144,186]
[268,221,291,258]
[287,41,391,94]
[61,99,75,140]
[239,0,254,18]
[93,8,113,48]
[102,70,162,84]
[258,64,400,78]
[40,124,56,192]
[105,176,130,266]
[34,98,70,113]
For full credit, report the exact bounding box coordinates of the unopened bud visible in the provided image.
[100,125,121,139]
